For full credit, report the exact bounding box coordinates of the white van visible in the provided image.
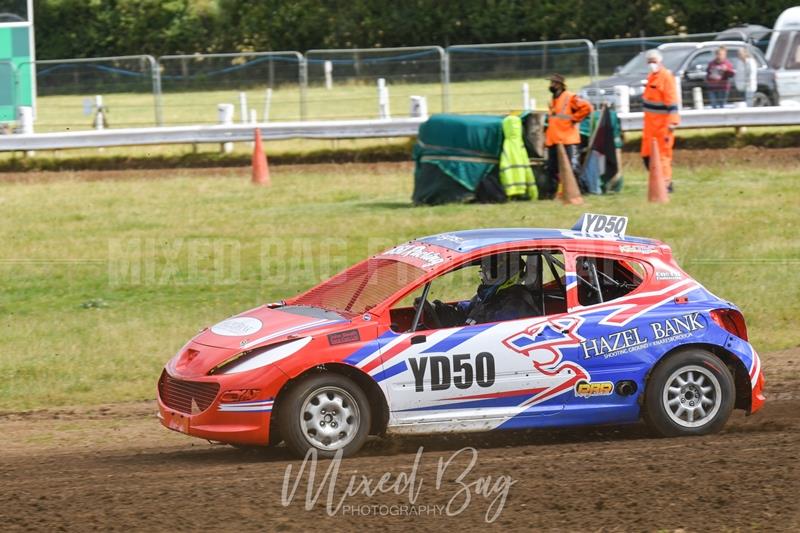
[766,6,800,103]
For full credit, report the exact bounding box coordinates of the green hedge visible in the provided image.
[36,0,789,60]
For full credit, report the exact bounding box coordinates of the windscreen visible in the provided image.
[619,48,689,75]
[290,258,426,316]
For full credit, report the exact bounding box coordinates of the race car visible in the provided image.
[157,213,765,457]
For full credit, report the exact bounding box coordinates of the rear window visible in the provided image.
[290,258,426,316]
[576,256,645,306]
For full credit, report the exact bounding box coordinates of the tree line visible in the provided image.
[35,0,792,60]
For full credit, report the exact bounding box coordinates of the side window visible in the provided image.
[787,34,800,70]
[688,50,714,72]
[576,256,645,307]
[522,250,567,315]
[769,32,792,69]
[389,250,566,332]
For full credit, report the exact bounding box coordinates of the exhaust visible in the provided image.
[616,380,638,396]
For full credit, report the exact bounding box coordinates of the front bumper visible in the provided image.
[157,367,286,446]
[750,368,766,414]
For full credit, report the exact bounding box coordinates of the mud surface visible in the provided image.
[1,348,798,532]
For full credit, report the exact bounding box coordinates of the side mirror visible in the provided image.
[614,66,622,75]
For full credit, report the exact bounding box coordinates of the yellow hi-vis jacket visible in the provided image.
[499,115,536,199]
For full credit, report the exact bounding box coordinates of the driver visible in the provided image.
[432,253,541,327]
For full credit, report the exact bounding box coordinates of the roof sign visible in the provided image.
[573,213,629,239]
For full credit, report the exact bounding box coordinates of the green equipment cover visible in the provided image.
[412,114,505,205]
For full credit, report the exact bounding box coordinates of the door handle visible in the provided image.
[410,334,427,345]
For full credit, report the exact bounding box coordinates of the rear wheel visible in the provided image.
[644,349,734,437]
[752,91,771,107]
[279,373,371,458]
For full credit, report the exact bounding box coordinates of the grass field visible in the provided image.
[1,155,799,411]
[32,77,590,132]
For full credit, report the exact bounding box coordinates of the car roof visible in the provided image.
[418,228,660,253]
[658,41,752,51]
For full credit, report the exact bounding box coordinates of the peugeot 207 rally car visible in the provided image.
[158,213,765,457]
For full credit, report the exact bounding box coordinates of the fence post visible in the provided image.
[377,78,391,119]
[589,45,599,86]
[324,60,333,90]
[410,96,428,118]
[239,92,249,124]
[613,85,630,113]
[438,46,450,113]
[692,87,704,110]
[147,55,163,126]
[299,54,308,121]
[522,83,530,111]
[93,95,106,130]
[217,103,234,153]
[263,88,273,122]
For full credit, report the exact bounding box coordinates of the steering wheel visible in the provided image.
[413,297,442,330]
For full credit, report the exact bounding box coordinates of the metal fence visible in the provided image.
[304,46,446,119]
[595,32,729,75]
[17,55,160,131]
[4,30,794,134]
[158,52,304,125]
[447,40,595,114]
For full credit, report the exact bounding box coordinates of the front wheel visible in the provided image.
[279,373,371,458]
[644,349,735,437]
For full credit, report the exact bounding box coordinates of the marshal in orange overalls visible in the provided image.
[641,68,680,185]
[545,90,593,147]
[543,89,592,198]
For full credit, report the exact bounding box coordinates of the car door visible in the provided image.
[377,250,584,431]
[683,50,714,102]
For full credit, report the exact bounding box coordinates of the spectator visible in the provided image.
[542,73,593,199]
[706,46,736,108]
[735,47,758,107]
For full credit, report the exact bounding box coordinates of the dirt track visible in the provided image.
[1,348,798,532]
[1,145,799,185]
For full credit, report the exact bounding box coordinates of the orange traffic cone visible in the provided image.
[252,128,270,186]
[647,138,669,203]
[557,144,584,205]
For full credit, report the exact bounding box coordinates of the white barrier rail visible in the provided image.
[0,107,798,152]
[618,106,800,131]
[0,117,427,152]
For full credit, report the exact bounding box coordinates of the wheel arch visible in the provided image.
[649,342,751,411]
[269,362,390,445]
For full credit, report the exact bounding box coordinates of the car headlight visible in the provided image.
[629,85,645,96]
[214,337,312,375]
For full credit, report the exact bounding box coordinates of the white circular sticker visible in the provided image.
[210,317,263,337]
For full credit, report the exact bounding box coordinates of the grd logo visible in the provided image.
[574,380,614,398]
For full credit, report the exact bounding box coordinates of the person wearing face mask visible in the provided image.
[543,74,593,199]
[641,49,680,193]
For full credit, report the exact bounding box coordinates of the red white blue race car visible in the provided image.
[158,213,765,457]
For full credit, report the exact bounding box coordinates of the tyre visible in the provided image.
[752,91,771,107]
[644,349,735,437]
[279,373,371,458]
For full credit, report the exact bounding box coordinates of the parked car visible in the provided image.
[157,213,764,458]
[581,41,778,109]
[766,6,800,104]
